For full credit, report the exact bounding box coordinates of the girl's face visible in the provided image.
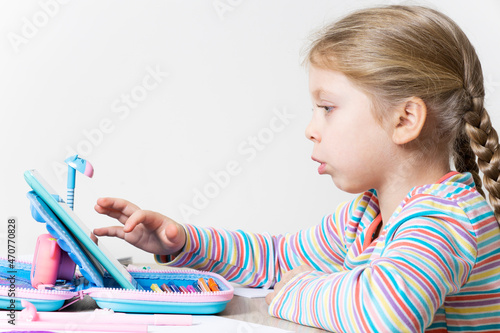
[306,65,394,194]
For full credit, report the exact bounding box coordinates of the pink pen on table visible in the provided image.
[0,300,193,332]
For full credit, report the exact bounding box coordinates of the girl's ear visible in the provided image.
[391,97,427,145]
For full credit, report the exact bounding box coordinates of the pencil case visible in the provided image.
[0,189,234,314]
[0,258,233,314]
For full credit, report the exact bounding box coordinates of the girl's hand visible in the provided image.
[265,265,315,305]
[93,197,186,256]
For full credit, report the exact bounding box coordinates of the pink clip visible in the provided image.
[31,234,76,289]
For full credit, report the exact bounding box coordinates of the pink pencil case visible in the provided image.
[0,258,234,314]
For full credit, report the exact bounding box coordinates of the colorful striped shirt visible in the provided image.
[156,172,500,332]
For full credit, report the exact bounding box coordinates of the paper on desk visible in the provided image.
[233,285,274,298]
[149,315,293,333]
[0,316,293,333]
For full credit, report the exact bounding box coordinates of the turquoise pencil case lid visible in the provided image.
[27,190,105,288]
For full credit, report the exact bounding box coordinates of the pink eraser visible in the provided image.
[84,162,94,178]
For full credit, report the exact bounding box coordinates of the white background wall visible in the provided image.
[1,0,499,263]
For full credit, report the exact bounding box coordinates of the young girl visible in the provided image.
[94,5,500,332]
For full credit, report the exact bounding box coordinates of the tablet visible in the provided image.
[24,169,141,290]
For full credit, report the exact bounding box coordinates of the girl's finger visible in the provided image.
[93,226,126,239]
[94,205,130,224]
[96,197,141,218]
[165,222,185,246]
[123,210,165,233]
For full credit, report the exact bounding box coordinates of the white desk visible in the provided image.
[62,292,327,332]
[219,295,328,333]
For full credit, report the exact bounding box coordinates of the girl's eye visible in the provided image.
[316,104,335,114]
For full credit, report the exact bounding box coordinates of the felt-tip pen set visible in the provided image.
[151,278,220,294]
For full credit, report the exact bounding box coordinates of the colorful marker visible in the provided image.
[168,282,180,293]
[150,283,162,293]
[208,278,220,292]
[197,278,211,292]
[186,285,197,293]
[192,282,202,292]
[179,285,189,293]
[160,283,172,293]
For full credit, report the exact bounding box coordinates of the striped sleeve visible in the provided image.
[156,225,277,288]
[268,197,478,332]
[154,199,357,289]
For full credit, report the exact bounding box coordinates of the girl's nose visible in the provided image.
[305,118,321,143]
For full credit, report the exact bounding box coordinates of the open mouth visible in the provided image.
[312,157,326,175]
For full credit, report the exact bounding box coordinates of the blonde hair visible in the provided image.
[307,5,500,221]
